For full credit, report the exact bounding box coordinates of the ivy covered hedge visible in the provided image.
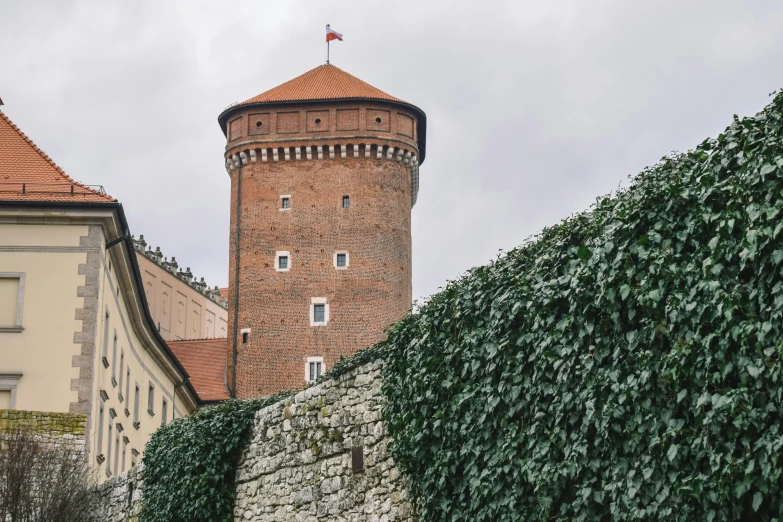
[381,92,783,521]
[140,392,290,522]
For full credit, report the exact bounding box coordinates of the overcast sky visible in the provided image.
[2,1,782,301]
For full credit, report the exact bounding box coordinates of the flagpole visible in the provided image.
[326,24,330,64]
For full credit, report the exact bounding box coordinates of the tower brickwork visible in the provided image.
[218,65,426,397]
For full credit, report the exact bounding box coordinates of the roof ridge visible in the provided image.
[0,110,113,201]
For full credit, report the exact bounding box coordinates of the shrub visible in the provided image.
[0,427,95,522]
[140,392,290,522]
[381,92,783,521]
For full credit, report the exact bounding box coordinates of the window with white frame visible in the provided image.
[305,357,325,383]
[310,298,329,326]
[0,273,25,332]
[275,251,291,272]
[0,374,21,409]
[334,251,349,270]
[280,195,291,210]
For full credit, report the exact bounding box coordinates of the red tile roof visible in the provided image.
[0,110,114,202]
[237,64,408,106]
[219,287,229,300]
[169,338,230,402]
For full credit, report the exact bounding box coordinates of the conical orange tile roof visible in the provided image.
[220,64,427,163]
[238,64,408,106]
[0,110,113,202]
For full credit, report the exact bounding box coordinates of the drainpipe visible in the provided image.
[230,155,242,399]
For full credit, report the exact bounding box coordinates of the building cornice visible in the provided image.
[218,97,427,164]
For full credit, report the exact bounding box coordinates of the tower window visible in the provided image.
[306,357,325,383]
[342,195,350,208]
[241,328,251,344]
[334,251,350,270]
[375,117,382,124]
[315,118,322,125]
[275,251,291,272]
[280,197,290,209]
[256,121,263,128]
[313,304,325,323]
[310,298,329,326]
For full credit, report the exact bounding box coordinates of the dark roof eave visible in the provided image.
[0,198,203,405]
[218,97,427,165]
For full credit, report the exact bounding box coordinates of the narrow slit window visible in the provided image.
[281,197,290,209]
[97,401,105,460]
[147,384,155,415]
[133,384,140,425]
[342,195,350,208]
[107,424,113,475]
[161,399,168,426]
[118,351,124,400]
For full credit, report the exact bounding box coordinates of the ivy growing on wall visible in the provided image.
[140,392,291,522]
[381,91,783,521]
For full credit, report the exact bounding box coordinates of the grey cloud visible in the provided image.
[2,0,782,300]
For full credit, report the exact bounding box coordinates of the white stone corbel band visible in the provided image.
[227,143,421,207]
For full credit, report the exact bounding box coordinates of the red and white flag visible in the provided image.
[326,26,343,42]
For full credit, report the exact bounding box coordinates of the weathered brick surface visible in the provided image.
[224,101,419,397]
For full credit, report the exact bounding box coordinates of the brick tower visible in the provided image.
[218,64,426,397]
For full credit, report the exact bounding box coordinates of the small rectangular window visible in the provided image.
[336,254,347,267]
[342,195,350,208]
[148,384,155,415]
[0,274,24,329]
[279,256,288,269]
[313,304,325,323]
[242,331,249,344]
[161,399,168,426]
[306,357,325,383]
[122,442,127,473]
[281,197,290,209]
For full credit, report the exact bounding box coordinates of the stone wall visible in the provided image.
[234,359,413,521]
[0,409,86,451]
[89,465,143,522]
[86,358,412,521]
